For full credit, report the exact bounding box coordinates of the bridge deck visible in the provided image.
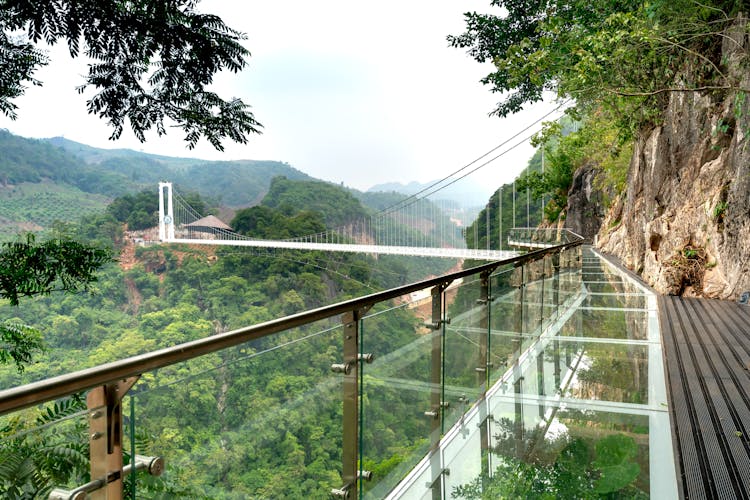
[659,296,750,499]
[167,237,519,260]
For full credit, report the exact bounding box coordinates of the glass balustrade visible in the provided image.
[359,301,436,499]
[130,318,345,499]
[487,266,528,389]
[382,245,674,499]
[0,230,678,500]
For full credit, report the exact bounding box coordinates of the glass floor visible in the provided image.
[388,248,677,499]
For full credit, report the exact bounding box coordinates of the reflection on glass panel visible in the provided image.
[524,260,545,335]
[542,254,559,328]
[502,337,649,405]
[0,397,94,497]
[582,292,649,310]
[575,345,648,404]
[488,272,526,388]
[548,341,649,404]
[360,301,433,499]
[586,281,643,294]
[133,319,344,499]
[444,278,488,431]
[442,406,485,497]
[447,401,652,499]
[559,308,650,341]
[560,249,583,304]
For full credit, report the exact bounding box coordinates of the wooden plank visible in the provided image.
[659,296,750,499]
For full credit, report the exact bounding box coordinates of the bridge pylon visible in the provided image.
[158,182,175,242]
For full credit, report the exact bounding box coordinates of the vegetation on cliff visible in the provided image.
[452,0,746,207]
[451,0,745,133]
[455,1,750,297]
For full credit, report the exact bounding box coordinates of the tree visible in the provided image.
[0,234,110,371]
[449,1,747,138]
[0,0,262,150]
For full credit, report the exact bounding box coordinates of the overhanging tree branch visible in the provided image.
[0,0,262,150]
[0,234,111,307]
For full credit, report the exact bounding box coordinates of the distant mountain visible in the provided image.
[0,130,314,237]
[46,137,198,168]
[367,179,491,208]
[44,136,313,206]
[0,130,486,241]
[0,130,312,203]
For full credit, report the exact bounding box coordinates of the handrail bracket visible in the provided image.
[87,376,139,500]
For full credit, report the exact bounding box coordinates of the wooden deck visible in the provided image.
[659,296,750,499]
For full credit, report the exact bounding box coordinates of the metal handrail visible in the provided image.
[0,231,583,416]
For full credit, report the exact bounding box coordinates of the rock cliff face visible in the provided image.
[596,20,750,299]
[564,163,607,242]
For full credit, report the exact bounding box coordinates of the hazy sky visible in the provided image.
[0,1,563,195]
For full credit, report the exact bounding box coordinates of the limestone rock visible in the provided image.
[596,16,750,300]
[565,163,606,242]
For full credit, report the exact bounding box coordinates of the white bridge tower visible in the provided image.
[158,182,175,242]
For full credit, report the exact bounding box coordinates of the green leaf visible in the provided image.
[594,462,641,494]
[592,434,641,493]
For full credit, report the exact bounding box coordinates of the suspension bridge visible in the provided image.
[155,102,574,260]
[158,182,520,260]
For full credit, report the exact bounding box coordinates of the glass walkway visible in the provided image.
[379,247,677,499]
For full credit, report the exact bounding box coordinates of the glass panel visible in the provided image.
[523,260,545,335]
[441,400,487,497]
[586,281,643,294]
[583,293,649,310]
[444,277,487,431]
[360,299,434,499]
[488,267,528,388]
[541,254,558,327]
[0,397,95,497]
[132,318,344,498]
[455,400,654,499]
[515,339,650,405]
[559,308,650,341]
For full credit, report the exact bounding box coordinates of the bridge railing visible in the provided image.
[0,231,583,499]
[507,227,583,249]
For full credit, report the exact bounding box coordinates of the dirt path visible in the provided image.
[119,235,136,271]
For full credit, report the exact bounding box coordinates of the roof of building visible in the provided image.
[184,215,232,231]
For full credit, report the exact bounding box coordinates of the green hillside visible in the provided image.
[0,177,462,497]
[0,181,110,240]
[0,131,318,239]
[464,147,545,252]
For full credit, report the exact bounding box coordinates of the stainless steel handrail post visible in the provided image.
[478,271,490,389]
[87,376,139,500]
[478,269,491,490]
[427,281,450,500]
[334,306,370,499]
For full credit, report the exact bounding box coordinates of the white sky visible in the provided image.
[0,1,563,196]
